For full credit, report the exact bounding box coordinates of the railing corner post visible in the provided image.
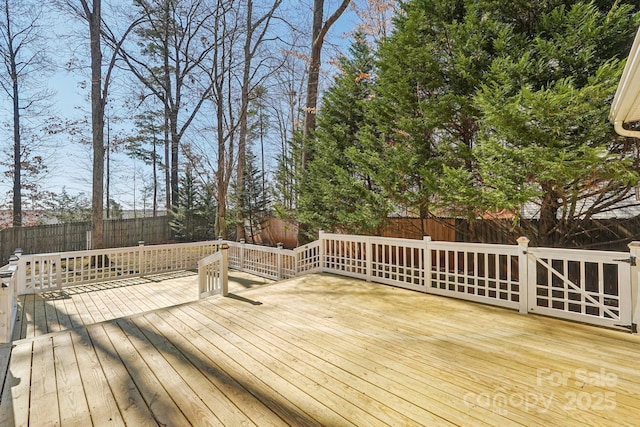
[628,241,640,333]
[221,243,229,297]
[517,236,530,315]
[319,231,325,273]
[12,249,26,295]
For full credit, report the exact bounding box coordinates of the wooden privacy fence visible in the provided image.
[0,216,172,266]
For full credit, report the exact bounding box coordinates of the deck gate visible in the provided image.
[524,247,633,330]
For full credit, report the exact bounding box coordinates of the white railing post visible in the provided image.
[277,243,284,279]
[319,230,325,272]
[138,241,146,277]
[365,236,372,282]
[221,244,229,297]
[239,239,245,272]
[86,230,92,250]
[628,241,640,333]
[517,237,530,315]
[13,249,26,295]
[423,236,432,294]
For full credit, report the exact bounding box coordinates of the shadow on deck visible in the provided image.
[0,272,638,426]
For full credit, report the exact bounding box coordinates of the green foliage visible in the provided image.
[291,0,640,245]
[298,32,389,237]
[169,171,216,241]
[232,148,270,243]
[46,188,92,223]
[467,2,640,244]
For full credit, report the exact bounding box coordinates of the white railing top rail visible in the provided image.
[18,239,222,261]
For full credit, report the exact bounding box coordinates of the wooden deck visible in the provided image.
[1,272,639,426]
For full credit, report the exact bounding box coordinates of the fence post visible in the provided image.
[220,244,229,297]
[423,236,431,293]
[86,230,92,250]
[517,237,530,315]
[277,243,284,279]
[628,241,640,334]
[138,241,146,277]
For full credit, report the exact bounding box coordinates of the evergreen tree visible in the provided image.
[125,110,166,217]
[169,170,216,241]
[235,148,270,243]
[359,0,515,222]
[298,32,387,237]
[447,1,640,245]
[369,0,640,245]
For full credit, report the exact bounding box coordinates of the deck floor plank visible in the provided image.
[53,333,92,426]
[0,341,32,427]
[140,311,289,426]
[29,337,60,426]
[157,306,323,427]
[133,307,351,427]
[184,301,462,427]
[200,297,508,427]
[132,314,259,426]
[115,317,223,426]
[174,304,403,427]
[43,295,63,334]
[50,294,74,332]
[245,276,639,425]
[101,321,192,427]
[246,276,640,425]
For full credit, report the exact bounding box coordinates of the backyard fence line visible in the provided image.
[0,216,172,266]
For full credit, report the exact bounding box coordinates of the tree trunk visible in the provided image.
[153,133,158,217]
[11,53,21,227]
[87,0,104,249]
[301,0,351,167]
[301,0,324,167]
[538,183,560,246]
[298,0,351,244]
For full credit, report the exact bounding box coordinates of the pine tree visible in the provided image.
[468,1,640,245]
[369,0,640,245]
[169,170,216,241]
[298,32,388,237]
[236,148,270,243]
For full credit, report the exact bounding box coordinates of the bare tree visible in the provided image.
[117,0,218,209]
[55,0,142,248]
[0,0,53,226]
[235,0,282,240]
[349,0,396,44]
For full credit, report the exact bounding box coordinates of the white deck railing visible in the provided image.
[15,240,221,294]
[1,231,639,344]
